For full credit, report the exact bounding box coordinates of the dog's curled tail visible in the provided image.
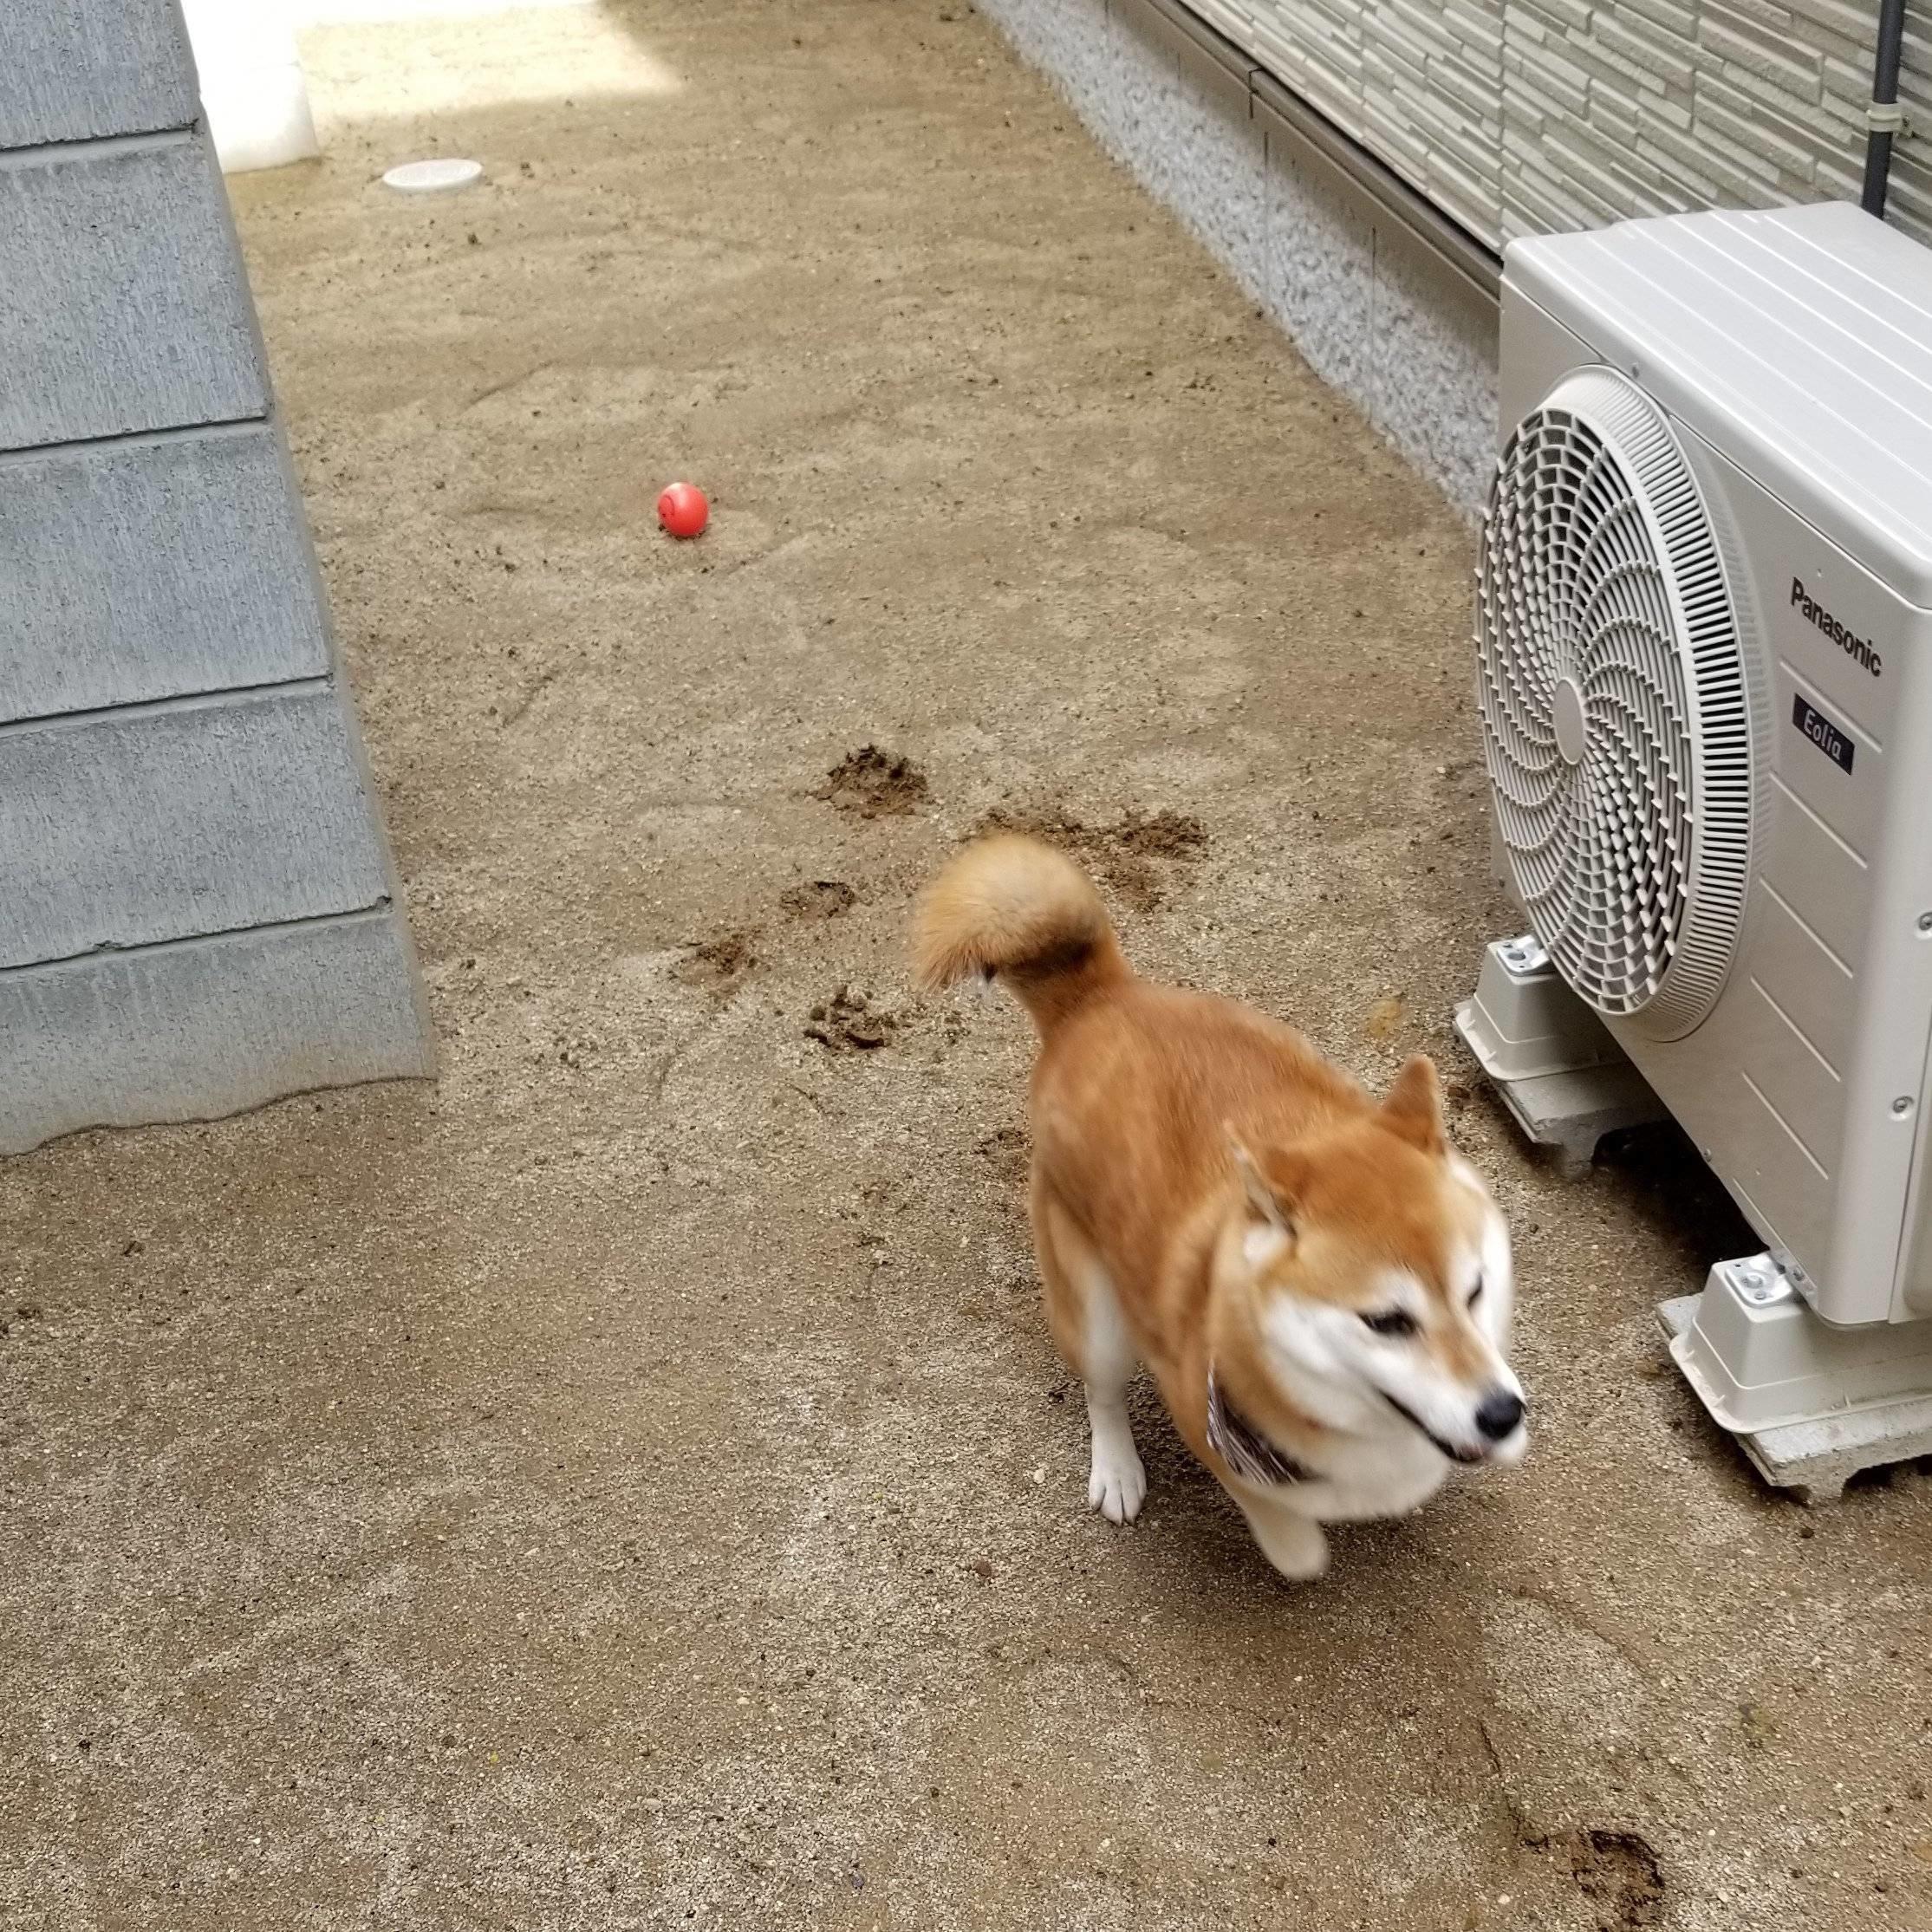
[912,835,1129,1031]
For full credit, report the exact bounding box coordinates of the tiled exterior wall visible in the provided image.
[1187,1,1932,245]
[1204,0,1506,238]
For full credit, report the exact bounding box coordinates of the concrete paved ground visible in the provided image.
[5,4,1930,1928]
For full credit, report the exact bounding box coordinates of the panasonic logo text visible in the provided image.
[1792,578,1882,677]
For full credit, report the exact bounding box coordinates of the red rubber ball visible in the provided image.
[657,481,709,539]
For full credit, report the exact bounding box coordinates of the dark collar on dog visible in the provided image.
[1206,1364,1311,1486]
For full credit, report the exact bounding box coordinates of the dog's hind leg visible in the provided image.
[1033,1181,1145,1525]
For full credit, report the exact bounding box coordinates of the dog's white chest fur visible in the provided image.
[1281,1428,1450,1523]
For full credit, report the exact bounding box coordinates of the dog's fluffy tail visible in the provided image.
[912,835,1129,1031]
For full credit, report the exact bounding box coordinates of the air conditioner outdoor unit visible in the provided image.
[1455,201,1932,1500]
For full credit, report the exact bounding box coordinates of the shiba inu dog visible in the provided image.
[914,835,1525,1580]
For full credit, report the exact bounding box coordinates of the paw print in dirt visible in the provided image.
[806,986,897,1051]
[553,1031,595,1070]
[674,930,758,995]
[779,879,859,920]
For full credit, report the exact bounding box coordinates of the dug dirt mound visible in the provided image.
[973,803,1208,912]
[1564,1830,1665,1930]
[815,747,929,819]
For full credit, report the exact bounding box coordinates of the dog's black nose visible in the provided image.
[1475,1391,1525,1441]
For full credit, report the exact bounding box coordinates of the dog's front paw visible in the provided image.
[1087,1427,1147,1525]
[1241,1504,1328,1581]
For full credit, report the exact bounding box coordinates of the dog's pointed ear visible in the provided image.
[1225,1128,1306,1246]
[1381,1053,1447,1155]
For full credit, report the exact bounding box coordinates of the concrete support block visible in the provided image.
[0,687,390,969]
[0,131,267,449]
[0,909,435,1155]
[0,426,329,723]
[0,0,198,150]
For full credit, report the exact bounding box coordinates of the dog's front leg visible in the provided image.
[1237,1494,1329,1581]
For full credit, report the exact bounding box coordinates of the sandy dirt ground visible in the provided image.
[5,4,1932,1928]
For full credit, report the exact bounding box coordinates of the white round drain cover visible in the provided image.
[381,158,483,194]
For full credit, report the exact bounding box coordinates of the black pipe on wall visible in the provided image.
[1862,0,1908,218]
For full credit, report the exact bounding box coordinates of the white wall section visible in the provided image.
[979,0,1500,512]
[179,0,320,173]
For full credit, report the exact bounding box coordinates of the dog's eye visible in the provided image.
[1467,1280,1485,1309]
[1362,1309,1418,1337]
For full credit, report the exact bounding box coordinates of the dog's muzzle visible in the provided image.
[1382,1390,1493,1464]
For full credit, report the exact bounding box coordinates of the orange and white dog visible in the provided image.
[914,835,1525,1580]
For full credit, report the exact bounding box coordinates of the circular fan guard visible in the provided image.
[1477,368,1752,1038]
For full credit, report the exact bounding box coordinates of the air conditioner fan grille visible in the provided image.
[1477,368,1751,1036]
